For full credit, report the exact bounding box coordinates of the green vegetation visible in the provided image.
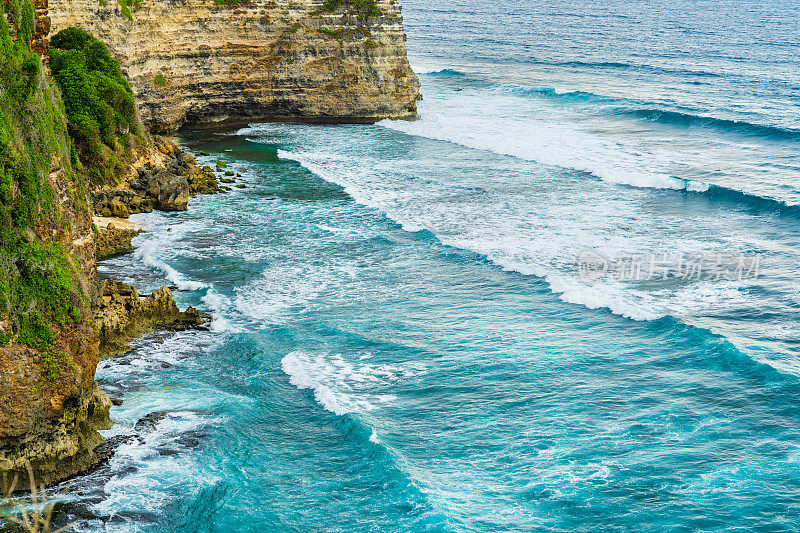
[48,27,140,186]
[118,0,140,21]
[213,0,253,7]
[154,73,167,87]
[314,0,380,18]
[97,0,139,21]
[0,8,87,362]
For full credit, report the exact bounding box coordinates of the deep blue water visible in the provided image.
[66,1,800,531]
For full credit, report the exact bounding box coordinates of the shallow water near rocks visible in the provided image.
[55,0,800,530]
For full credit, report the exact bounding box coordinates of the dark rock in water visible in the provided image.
[134,411,171,432]
[175,431,204,450]
[93,435,135,465]
[108,511,160,524]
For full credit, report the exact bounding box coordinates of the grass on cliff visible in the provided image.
[48,27,141,187]
[314,0,381,18]
[0,7,87,358]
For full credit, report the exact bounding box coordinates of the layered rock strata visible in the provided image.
[48,0,421,132]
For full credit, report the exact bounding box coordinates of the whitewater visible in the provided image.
[59,0,800,531]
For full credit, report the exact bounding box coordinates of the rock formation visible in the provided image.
[93,279,205,358]
[48,0,421,132]
[92,137,220,218]
[93,217,142,260]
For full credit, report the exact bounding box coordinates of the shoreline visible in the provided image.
[24,142,231,527]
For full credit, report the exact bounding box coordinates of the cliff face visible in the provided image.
[0,23,211,489]
[48,0,421,133]
[0,54,112,489]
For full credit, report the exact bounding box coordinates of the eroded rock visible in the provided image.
[93,279,206,358]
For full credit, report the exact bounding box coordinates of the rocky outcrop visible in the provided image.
[0,327,113,491]
[48,0,420,132]
[93,279,205,358]
[93,217,142,260]
[92,139,220,218]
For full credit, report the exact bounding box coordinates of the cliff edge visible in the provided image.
[48,0,421,132]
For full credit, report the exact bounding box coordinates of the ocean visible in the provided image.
[67,0,800,530]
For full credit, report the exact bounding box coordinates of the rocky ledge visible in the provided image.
[93,217,142,260]
[94,280,206,359]
[0,332,113,491]
[92,138,220,218]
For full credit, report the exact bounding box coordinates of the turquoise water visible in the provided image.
[70,1,800,531]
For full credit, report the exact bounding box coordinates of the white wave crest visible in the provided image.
[281,351,422,416]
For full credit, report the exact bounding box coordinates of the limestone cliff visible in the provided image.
[0,22,210,489]
[48,0,421,132]
[0,37,111,488]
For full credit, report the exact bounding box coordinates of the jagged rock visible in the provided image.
[93,279,206,358]
[108,198,129,218]
[48,0,420,133]
[0,334,112,491]
[91,141,216,216]
[93,216,142,260]
[188,165,221,196]
[152,169,190,211]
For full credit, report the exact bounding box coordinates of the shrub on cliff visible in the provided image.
[318,0,381,18]
[49,27,139,185]
[0,6,87,356]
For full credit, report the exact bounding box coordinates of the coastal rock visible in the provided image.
[48,0,420,132]
[92,138,217,216]
[93,280,206,358]
[93,217,143,260]
[0,330,113,491]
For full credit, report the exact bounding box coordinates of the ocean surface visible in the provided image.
[64,0,800,531]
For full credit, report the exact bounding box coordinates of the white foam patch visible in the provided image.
[281,350,424,416]
[234,262,357,325]
[94,411,219,521]
[276,147,779,326]
[378,86,710,192]
[133,235,208,292]
[202,287,240,333]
